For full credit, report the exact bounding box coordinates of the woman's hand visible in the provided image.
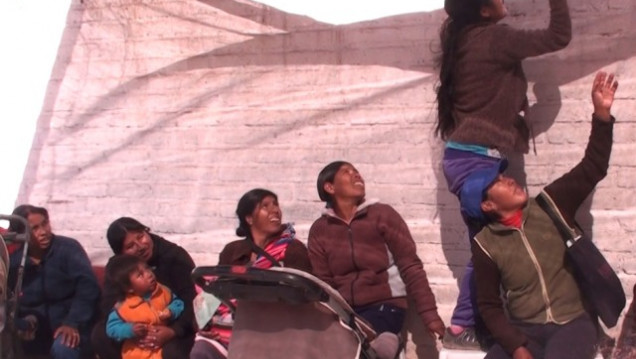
[512,346,534,359]
[132,323,149,338]
[54,325,80,348]
[197,329,221,340]
[427,319,446,340]
[137,325,176,349]
[158,308,172,321]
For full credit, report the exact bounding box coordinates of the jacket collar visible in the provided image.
[485,200,533,233]
[17,234,58,263]
[322,198,379,222]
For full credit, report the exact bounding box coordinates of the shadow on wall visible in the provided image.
[433,0,636,295]
[20,0,446,187]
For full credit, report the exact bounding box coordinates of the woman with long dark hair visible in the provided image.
[435,0,571,350]
[189,188,311,359]
[92,217,197,359]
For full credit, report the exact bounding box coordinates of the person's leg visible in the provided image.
[484,343,512,359]
[544,314,597,359]
[485,340,544,359]
[485,322,545,359]
[90,319,122,359]
[354,303,405,334]
[20,313,52,356]
[442,148,500,349]
[354,304,406,359]
[450,259,477,328]
[50,335,81,359]
[446,221,487,349]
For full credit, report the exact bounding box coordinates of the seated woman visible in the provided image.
[7,204,100,358]
[308,161,446,359]
[92,217,197,359]
[189,188,311,359]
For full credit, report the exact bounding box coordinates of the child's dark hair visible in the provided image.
[435,0,492,139]
[105,254,144,301]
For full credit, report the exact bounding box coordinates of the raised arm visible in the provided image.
[544,71,618,223]
[494,0,571,62]
[590,72,618,122]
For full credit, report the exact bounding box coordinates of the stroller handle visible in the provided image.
[0,215,30,243]
[0,214,31,333]
[192,265,328,305]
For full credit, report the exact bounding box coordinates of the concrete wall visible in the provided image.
[17,0,636,356]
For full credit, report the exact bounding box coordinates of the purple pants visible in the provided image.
[442,148,501,328]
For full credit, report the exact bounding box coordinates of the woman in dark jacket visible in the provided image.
[8,204,100,359]
[189,188,311,359]
[91,217,197,359]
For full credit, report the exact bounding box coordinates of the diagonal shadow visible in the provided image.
[432,0,636,289]
[20,0,636,314]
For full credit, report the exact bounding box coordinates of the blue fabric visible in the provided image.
[446,141,503,158]
[106,310,135,341]
[168,293,185,318]
[443,148,505,197]
[50,334,82,359]
[450,222,484,327]
[459,160,508,222]
[8,235,99,334]
[451,260,477,327]
[106,289,184,341]
[442,149,501,328]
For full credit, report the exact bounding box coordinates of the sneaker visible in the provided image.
[370,332,400,359]
[442,326,481,350]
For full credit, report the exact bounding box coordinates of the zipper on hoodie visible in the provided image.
[516,227,555,322]
[348,226,360,306]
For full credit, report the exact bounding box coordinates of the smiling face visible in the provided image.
[481,174,528,218]
[324,163,366,203]
[27,213,53,251]
[121,230,154,262]
[247,195,283,240]
[127,263,157,296]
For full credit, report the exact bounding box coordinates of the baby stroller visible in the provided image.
[0,214,31,359]
[192,265,398,359]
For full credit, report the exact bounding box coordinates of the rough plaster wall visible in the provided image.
[17,0,636,356]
